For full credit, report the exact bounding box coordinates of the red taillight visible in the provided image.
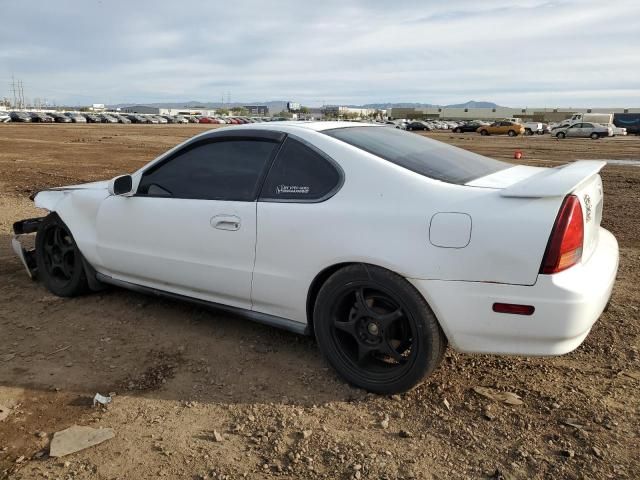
[492,303,535,315]
[540,195,584,274]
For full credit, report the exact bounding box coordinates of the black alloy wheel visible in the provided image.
[36,213,88,297]
[330,286,416,374]
[314,264,446,394]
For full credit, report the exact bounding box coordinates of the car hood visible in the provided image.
[50,180,110,191]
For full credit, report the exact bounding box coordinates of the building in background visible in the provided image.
[388,106,640,122]
[323,106,378,118]
[244,105,269,116]
[119,105,216,116]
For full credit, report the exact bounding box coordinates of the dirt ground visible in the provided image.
[0,124,638,480]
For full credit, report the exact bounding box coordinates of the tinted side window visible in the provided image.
[260,138,341,201]
[324,126,509,185]
[138,139,278,201]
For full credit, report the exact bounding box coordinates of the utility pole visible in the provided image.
[19,80,25,109]
[11,75,16,109]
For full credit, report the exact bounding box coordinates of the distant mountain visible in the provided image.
[359,101,499,109]
[108,100,289,112]
[358,102,437,109]
[444,101,499,108]
[108,100,500,111]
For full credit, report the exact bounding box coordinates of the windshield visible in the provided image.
[324,126,510,184]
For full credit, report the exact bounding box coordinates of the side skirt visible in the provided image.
[95,273,311,336]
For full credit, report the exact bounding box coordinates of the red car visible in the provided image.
[198,117,216,124]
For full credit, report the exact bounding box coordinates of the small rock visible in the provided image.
[399,429,413,438]
[301,430,312,439]
[247,414,255,422]
[353,464,362,471]
[380,418,389,429]
[443,398,451,411]
[64,461,71,468]
[561,449,575,458]
[15,456,25,463]
[483,406,496,421]
[391,395,402,402]
[473,386,523,406]
[49,425,115,457]
[36,431,47,438]
[592,446,603,458]
[212,430,224,442]
[0,404,10,422]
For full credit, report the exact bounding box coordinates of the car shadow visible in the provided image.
[0,233,363,408]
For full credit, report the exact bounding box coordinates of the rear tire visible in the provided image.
[480,129,489,136]
[35,213,89,297]
[453,127,461,133]
[590,132,599,140]
[508,130,517,137]
[556,132,566,139]
[314,264,446,394]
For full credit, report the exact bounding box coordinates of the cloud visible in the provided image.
[1,0,639,107]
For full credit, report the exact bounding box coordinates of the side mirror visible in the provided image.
[108,175,134,196]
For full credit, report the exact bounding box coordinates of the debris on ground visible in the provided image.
[473,386,524,406]
[49,425,115,457]
[0,404,10,422]
[92,393,112,407]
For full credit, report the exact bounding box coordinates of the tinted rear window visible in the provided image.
[324,126,510,184]
[260,138,341,201]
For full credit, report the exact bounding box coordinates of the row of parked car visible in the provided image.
[0,111,285,125]
[392,118,626,139]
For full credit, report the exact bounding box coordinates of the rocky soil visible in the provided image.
[0,124,638,479]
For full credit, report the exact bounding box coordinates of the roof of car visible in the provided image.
[230,121,382,132]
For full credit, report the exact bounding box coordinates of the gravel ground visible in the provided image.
[0,124,638,479]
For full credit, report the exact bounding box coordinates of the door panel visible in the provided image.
[95,196,256,309]
[566,124,582,137]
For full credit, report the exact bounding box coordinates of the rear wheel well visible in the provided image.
[305,263,447,347]
[306,262,359,336]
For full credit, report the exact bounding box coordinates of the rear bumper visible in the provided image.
[409,227,619,356]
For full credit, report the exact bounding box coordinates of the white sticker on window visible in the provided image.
[276,185,310,195]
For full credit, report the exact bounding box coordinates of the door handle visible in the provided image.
[211,214,241,231]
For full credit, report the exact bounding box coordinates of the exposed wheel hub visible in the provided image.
[332,287,413,366]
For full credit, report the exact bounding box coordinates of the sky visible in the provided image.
[1,0,639,108]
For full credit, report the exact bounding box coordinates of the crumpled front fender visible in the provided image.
[34,190,70,211]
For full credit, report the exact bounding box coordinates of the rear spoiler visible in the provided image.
[500,160,606,198]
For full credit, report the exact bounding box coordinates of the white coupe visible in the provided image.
[12,122,619,393]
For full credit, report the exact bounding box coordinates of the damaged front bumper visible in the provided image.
[11,217,44,279]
